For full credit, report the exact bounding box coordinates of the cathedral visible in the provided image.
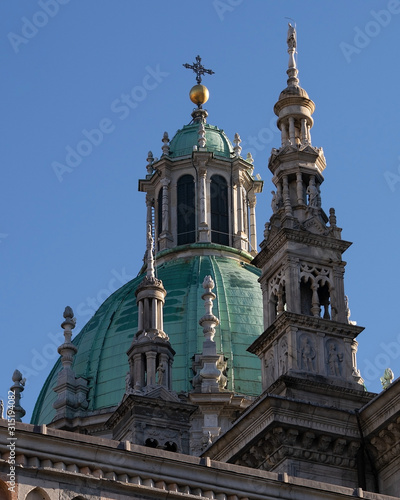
[1,26,399,500]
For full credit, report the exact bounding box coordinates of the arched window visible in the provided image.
[210,175,229,245]
[177,175,195,245]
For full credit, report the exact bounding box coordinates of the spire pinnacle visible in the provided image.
[146,223,155,279]
[11,369,26,422]
[286,23,299,87]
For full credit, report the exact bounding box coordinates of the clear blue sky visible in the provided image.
[1,0,400,420]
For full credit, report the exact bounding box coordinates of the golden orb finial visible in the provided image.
[189,84,209,107]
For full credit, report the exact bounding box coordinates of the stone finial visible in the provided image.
[53,307,89,420]
[59,306,77,368]
[161,132,170,156]
[199,276,219,342]
[146,151,155,175]
[146,223,155,279]
[329,207,337,227]
[246,152,254,165]
[198,123,206,149]
[11,369,25,422]
[286,23,299,87]
[380,368,394,390]
[233,133,242,157]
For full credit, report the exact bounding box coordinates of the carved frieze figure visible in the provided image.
[327,343,343,377]
[279,337,288,374]
[265,352,275,383]
[300,336,316,372]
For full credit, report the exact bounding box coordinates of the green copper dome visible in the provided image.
[31,248,263,425]
[169,123,234,158]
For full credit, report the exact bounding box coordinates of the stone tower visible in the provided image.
[251,23,366,405]
[205,26,377,490]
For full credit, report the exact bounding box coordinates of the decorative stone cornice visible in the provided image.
[248,311,364,357]
[254,227,352,269]
[204,392,361,463]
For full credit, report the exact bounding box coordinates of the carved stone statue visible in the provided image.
[279,338,288,374]
[327,343,343,377]
[265,352,275,382]
[287,23,297,49]
[301,337,316,372]
[380,368,394,390]
[157,361,166,385]
[307,178,319,208]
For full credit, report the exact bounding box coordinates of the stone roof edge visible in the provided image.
[0,421,395,500]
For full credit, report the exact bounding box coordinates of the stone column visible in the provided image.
[151,298,157,329]
[282,175,292,216]
[280,122,289,146]
[198,165,210,242]
[301,118,308,145]
[296,172,304,205]
[144,298,150,330]
[311,282,320,317]
[236,176,244,234]
[160,177,170,233]
[133,353,143,389]
[233,173,247,250]
[289,117,296,145]
[248,194,257,256]
[332,266,346,323]
[138,301,144,331]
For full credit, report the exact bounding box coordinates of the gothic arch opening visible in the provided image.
[177,174,195,245]
[210,174,229,245]
[300,277,313,316]
[318,282,331,319]
[26,487,50,500]
[145,438,158,448]
[164,441,177,452]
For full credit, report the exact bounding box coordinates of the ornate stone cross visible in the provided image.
[183,55,215,85]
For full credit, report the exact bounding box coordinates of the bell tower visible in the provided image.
[251,24,365,406]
